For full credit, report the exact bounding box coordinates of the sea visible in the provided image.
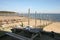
[19,13,60,22]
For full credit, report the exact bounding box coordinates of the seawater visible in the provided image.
[20,13,60,22]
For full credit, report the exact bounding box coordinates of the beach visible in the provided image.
[21,17,52,28]
[0,16,51,27]
[0,16,51,28]
[0,16,60,33]
[43,22,60,33]
[0,16,60,40]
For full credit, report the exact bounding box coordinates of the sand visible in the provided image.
[22,18,52,28]
[43,22,60,33]
[0,16,51,27]
[0,16,58,33]
[0,16,60,40]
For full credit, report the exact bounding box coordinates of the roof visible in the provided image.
[0,11,16,13]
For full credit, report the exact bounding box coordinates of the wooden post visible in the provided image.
[46,14,48,26]
[39,14,41,26]
[28,8,30,26]
[42,14,44,26]
[35,11,37,28]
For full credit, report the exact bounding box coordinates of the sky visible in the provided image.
[0,0,60,13]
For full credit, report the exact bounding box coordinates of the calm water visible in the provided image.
[19,13,60,22]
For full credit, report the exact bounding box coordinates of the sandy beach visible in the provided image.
[43,22,60,33]
[0,16,60,40]
[22,18,52,28]
[0,16,51,27]
[0,16,60,33]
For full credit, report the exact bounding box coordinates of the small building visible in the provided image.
[0,11,17,16]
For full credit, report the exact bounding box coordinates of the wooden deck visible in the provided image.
[6,32,31,40]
